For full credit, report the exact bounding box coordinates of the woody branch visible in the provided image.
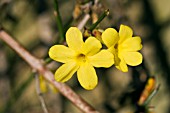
[0,28,99,113]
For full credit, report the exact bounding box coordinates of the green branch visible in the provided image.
[89,9,109,31]
[54,0,65,43]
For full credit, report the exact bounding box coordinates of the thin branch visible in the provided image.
[53,0,65,43]
[77,14,90,30]
[35,73,49,113]
[89,9,109,31]
[0,29,99,113]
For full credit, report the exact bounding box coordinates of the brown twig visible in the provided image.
[0,29,99,113]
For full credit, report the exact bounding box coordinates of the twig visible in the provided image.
[77,14,90,30]
[53,0,65,43]
[35,73,49,113]
[89,9,109,31]
[0,29,99,113]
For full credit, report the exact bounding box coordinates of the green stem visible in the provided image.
[89,9,109,31]
[54,0,65,43]
[44,57,53,64]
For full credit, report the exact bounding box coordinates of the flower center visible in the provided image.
[76,53,87,64]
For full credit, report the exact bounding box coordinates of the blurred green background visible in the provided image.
[0,0,170,113]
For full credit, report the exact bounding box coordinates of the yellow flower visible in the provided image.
[49,27,114,90]
[102,24,143,72]
[39,75,57,93]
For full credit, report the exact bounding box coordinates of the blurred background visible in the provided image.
[0,0,170,113]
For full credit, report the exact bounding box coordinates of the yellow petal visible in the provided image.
[81,37,102,56]
[88,50,114,68]
[66,27,84,52]
[116,55,128,72]
[108,45,116,54]
[55,61,79,82]
[119,25,133,44]
[39,75,47,93]
[121,52,143,66]
[102,28,119,48]
[120,36,142,51]
[77,63,98,90]
[49,45,76,63]
[116,63,128,72]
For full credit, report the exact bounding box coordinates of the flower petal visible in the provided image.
[119,25,133,44]
[102,28,119,48]
[116,55,128,72]
[120,36,142,51]
[77,63,98,90]
[81,37,102,56]
[66,27,84,52]
[116,62,128,72]
[121,52,143,66]
[88,50,114,68]
[108,45,116,55]
[49,45,76,63]
[55,61,79,82]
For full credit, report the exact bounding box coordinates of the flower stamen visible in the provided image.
[77,54,87,64]
[114,43,118,49]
